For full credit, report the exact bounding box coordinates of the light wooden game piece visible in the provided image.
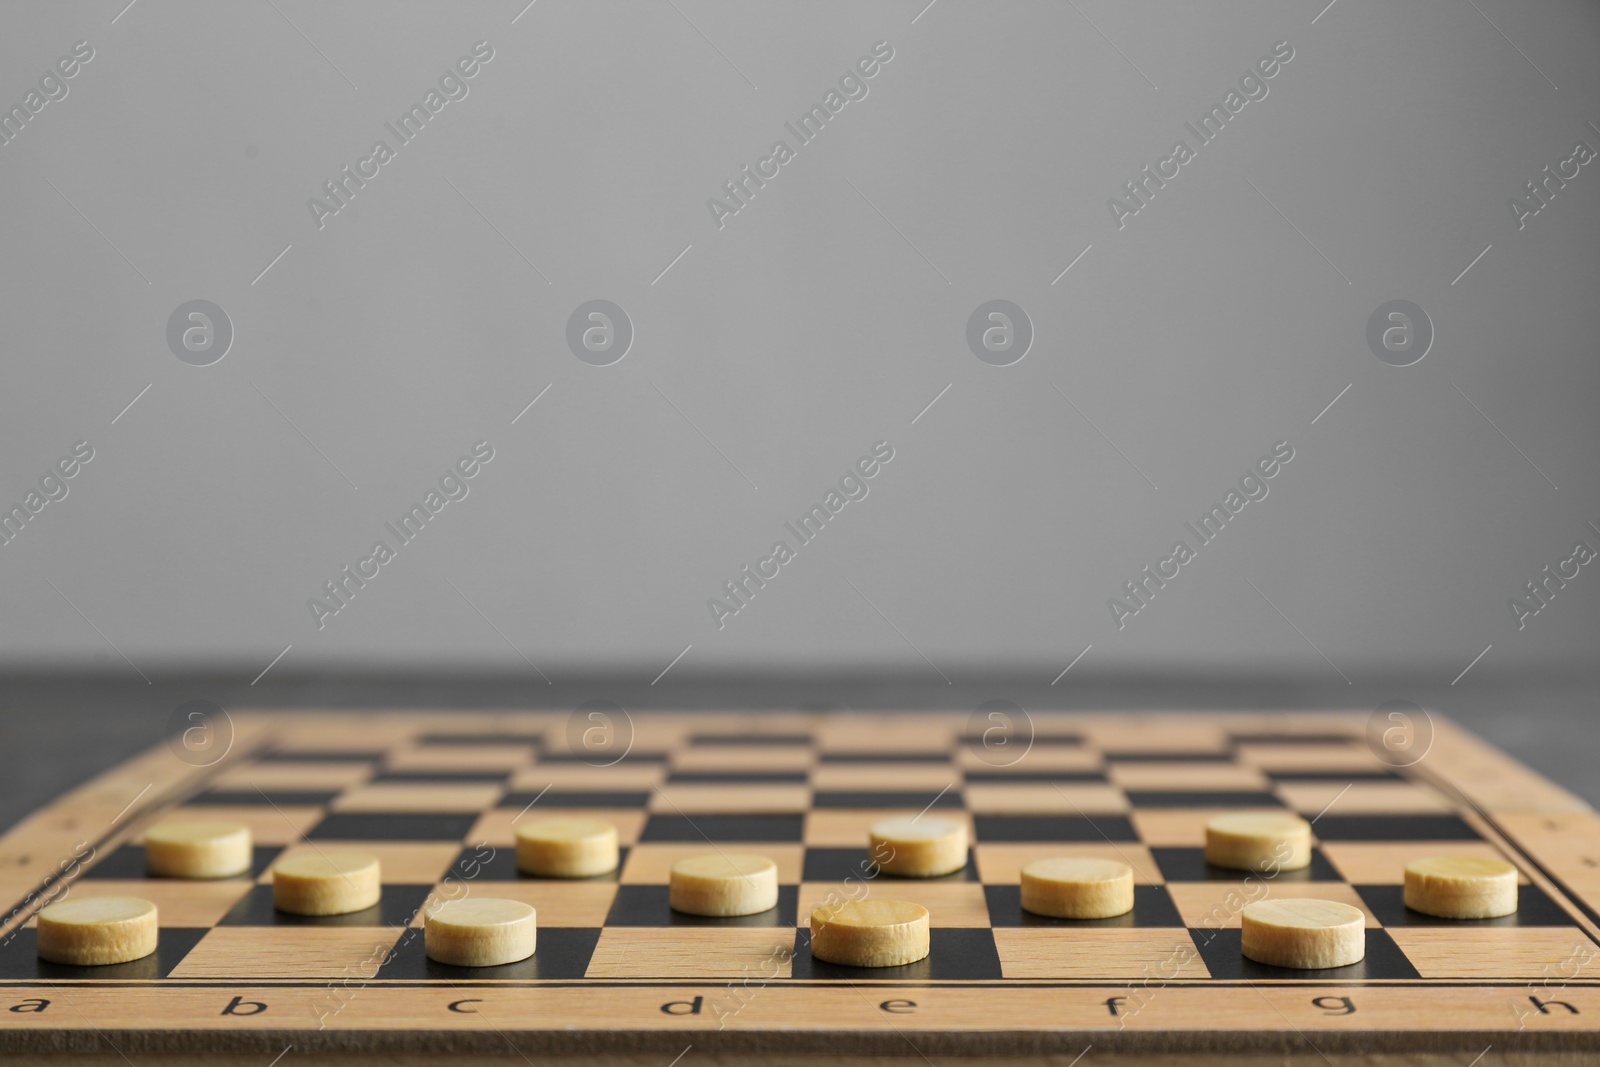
[810,899,930,967]
[1205,811,1312,872]
[1240,898,1365,969]
[1020,856,1135,919]
[869,816,968,877]
[271,850,381,915]
[143,819,252,879]
[515,817,619,878]
[1403,855,1519,919]
[669,853,779,916]
[424,897,537,967]
[36,896,158,966]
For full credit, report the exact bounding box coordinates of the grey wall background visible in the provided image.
[1,0,1597,688]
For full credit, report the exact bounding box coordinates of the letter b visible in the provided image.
[222,996,267,1016]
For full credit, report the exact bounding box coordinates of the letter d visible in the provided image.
[662,996,704,1015]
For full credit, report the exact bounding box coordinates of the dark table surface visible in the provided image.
[1,669,1594,831]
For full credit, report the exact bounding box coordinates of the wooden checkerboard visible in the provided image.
[1,709,1598,1062]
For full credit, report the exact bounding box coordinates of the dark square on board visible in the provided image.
[984,884,1185,928]
[789,928,1002,981]
[188,790,341,807]
[415,733,545,746]
[377,926,599,980]
[963,771,1109,784]
[501,790,650,810]
[218,884,434,927]
[1192,927,1420,980]
[974,815,1138,843]
[1309,815,1481,841]
[818,753,949,764]
[82,844,282,881]
[811,791,962,810]
[1354,883,1577,927]
[641,814,805,842]
[1101,752,1234,763]
[371,770,512,784]
[0,927,207,981]
[307,812,479,842]
[689,734,813,746]
[667,771,810,784]
[802,848,978,883]
[604,885,798,927]
[1151,847,1341,883]
[1125,791,1285,809]
[255,751,385,763]
[448,845,628,882]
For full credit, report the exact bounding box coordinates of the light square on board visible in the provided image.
[585,928,794,979]
[993,929,1207,979]
[1275,780,1452,815]
[170,805,324,846]
[808,763,962,791]
[384,744,536,772]
[509,763,666,790]
[956,744,1101,773]
[974,843,1163,885]
[1085,721,1230,754]
[671,746,816,772]
[1235,743,1387,773]
[1386,927,1594,978]
[332,783,504,813]
[963,783,1129,814]
[408,881,618,928]
[24,880,252,928]
[648,784,812,813]
[259,842,460,886]
[804,809,974,847]
[210,761,374,791]
[1109,762,1270,790]
[1165,882,1379,929]
[270,729,410,754]
[1131,808,1297,848]
[1318,841,1526,885]
[172,927,404,979]
[468,808,647,848]
[814,718,957,753]
[797,881,990,927]
[620,843,804,885]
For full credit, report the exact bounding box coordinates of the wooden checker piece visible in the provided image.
[143,819,252,879]
[516,817,619,878]
[668,853,778,916]
[424,898,537,966]
[270,850,381,916]
[1241,898,1365,969]
[869,816,967,877]
[810,899,930,967]
[1020,856,1134,919]
[1404,856,1518,919]
[1204,811,1312,872]
[36,895,158,966]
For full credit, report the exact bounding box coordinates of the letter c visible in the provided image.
[448,999,481,1013]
